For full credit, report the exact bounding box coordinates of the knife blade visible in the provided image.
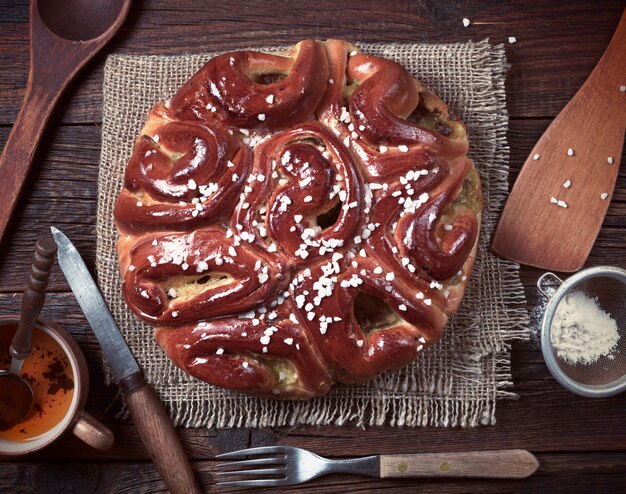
[51,226,200,494]
[50,227,139,381]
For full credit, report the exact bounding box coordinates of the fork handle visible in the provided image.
[380,449,538,479]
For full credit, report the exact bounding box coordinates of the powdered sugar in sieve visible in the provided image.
[537,266,626,397]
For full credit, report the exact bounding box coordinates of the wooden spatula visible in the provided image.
[492,9,626,272]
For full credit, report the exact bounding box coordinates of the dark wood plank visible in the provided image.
[0,0,624,124]
[1,453,626,493]
[1,1,625,492]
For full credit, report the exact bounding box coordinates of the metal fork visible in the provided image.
[215,445,539,488]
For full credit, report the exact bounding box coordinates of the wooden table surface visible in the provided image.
[1,1,625,492]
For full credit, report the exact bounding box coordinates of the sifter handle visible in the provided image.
[537,272,563,299]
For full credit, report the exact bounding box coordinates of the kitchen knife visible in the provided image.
[51,227,200,494]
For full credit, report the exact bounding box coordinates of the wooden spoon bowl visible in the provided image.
[0,0,131,247]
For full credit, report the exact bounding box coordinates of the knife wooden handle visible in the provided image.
[121,373,201,494]
[380,449,539,479]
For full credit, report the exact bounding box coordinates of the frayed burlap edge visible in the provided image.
[96,39,529,429]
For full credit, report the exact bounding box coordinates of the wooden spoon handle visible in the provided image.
[380,449,539,479]
[121,373,201,494]
[0,82,62,246]
[10,234,57,361]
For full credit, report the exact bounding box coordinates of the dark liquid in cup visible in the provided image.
[0,325,75,442]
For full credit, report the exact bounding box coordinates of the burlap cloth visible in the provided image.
[96,39,529,428]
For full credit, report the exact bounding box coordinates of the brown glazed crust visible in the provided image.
[114,39,482,399]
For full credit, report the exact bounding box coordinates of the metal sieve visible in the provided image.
[537,266,626,398]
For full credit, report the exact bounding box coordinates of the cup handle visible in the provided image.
[71,410,114,451]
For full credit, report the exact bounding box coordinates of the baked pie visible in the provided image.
[114,39,482,399]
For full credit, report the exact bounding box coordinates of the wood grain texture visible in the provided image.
[1,0,625,492]
[0,0,131,245]
[493,8,626,271]
[1,453,625,493]
[122,375,201,494]
[380,450,539,478]
[0,1,624,125]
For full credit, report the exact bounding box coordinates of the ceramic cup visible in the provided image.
[0,316,114,456]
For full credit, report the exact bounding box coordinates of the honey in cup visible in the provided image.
[0,323,75,442]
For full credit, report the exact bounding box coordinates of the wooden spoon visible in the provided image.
[0,234,57,431]
[492,9,626,272]
[0,0,131,247]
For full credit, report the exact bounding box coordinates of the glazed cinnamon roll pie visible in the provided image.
[114,39,482,399]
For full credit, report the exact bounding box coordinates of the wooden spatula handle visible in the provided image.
[0,83,62,247]
[121,373,201,494]
[10,234,57,361]
[380,449,539,479]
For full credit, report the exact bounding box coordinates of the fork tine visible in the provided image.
[215,467,285,477]
[215,457,285,469]
[216,478,289,488]
[215,446,288,459]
